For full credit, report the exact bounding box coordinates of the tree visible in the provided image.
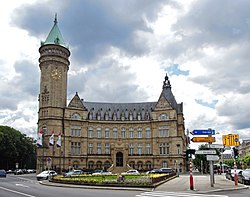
[0,126,36,170]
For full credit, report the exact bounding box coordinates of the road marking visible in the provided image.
[0,186,35,197]
[136,191,228,197]
[16,183,30,188]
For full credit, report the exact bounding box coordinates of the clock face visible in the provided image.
[51,69,61,80]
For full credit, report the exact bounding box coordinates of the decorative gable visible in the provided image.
[68,92,86,109]
[155,94,172,110]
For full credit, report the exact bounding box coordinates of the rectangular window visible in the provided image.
[97,128,102,138]
[159,143,166,155]
[105,128,110,138]
[138,127,142,138]
[129,128,134,138]
[88,127,93,138]
[129,143,134,155]
[146,128,151,138]
[138,143,142,155]
[88,143,93,154]
[71,128,81,137]
[146,143,151,154]
[71,142,81,155]
[105,143,110,154]
[97,143,102,154]
[159,126,169,137]
[113,128,118,138]
[177,144,181,154]
[121,128,126,138]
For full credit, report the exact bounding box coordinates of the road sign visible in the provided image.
[192,129,215,135]
[205,144,224,149]
[222,134,240,146]
[191,137,216,143]
[206,155,219,161]
[195,150,216,155]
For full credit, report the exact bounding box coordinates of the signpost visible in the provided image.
[192,129,215,135]
[222,134,240,146]
[195,150,216,155]
[191,137,215,143]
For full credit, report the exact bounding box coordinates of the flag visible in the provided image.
[37,130,43,147]
[49,131,55,146]
[56,133,61,147]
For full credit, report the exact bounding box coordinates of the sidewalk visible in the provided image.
[155,173,249,194]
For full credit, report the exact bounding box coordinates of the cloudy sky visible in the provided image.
[1,0,250,149]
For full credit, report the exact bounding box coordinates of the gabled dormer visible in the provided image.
[68,92,86,110]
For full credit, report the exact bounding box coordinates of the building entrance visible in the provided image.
[116,152,123,167]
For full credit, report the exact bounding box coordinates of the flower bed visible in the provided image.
[51,173,176,188]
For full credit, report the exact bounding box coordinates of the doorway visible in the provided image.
[116,152,123,167]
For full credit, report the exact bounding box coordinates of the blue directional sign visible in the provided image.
[192,129,215,135]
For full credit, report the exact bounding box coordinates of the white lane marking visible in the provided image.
[0,186,35,197]
[16,183,30,188]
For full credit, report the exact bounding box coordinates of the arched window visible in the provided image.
[160,113,168,120]
[72,113,81,120]
[88,161,94,169]
[96,161,102,169]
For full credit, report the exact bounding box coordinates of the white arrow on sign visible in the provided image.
[207,155,220,161]
[195,150,216,155]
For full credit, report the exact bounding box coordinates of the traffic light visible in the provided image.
[232,147,239,159]
[186,149,196,160]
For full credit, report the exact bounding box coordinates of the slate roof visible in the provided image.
[83,101,156,121]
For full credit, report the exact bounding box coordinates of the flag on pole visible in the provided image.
[56,133,61,147]
[37,130,43,147]
[49,131,55,146]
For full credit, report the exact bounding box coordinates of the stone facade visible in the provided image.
[36,18,188,174]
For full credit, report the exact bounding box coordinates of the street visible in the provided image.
[0,174,250,197]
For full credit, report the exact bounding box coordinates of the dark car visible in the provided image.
[0,170,7,178]
[238,170,250,185]
[225,169,232,180]
[159,168,175,174]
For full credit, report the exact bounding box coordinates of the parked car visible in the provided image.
[225,169,232,180]
[14,169,24,175]
[0,170,7,178]
[230,169,242,181]
[36,170,57,181]
[238,170,250,185]
[146,169,161,174]
[158,168,175,174]
[92,170,112,175]
[121,170,139,175]
[64,170,83,177]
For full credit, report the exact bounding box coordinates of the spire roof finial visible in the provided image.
[54,13,58,24]
[163,73,171,89]
[41,14,66,47]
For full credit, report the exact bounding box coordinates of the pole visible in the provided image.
[234,159,238,186]
[201,160,203,175]
[189,159,194,190]
[208,132,214,186]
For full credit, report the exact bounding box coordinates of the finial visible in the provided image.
[163,73,171,88]
[54,13,58,24]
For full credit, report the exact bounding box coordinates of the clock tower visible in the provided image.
[38,15,70,135]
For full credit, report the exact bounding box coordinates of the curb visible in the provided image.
[197,185,249,194]
[39,181,153,192]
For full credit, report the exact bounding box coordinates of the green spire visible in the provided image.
[41,14,66,46]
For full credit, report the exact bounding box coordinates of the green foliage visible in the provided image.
[0,125,36,170]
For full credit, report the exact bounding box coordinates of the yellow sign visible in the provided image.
[222,134,240,146]
[191,137,216,143]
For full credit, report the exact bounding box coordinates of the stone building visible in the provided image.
[36,17,188,174]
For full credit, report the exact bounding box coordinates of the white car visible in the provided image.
[121,170,139,175]
[36,170,57,181]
